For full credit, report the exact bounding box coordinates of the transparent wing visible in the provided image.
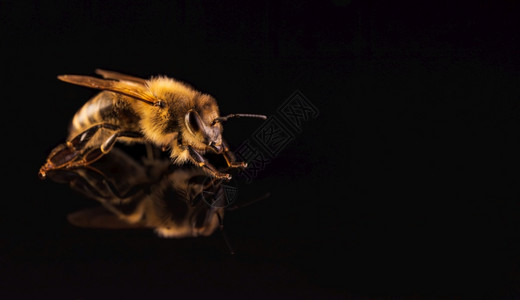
[58,74,157,105]
[95,69,148,85]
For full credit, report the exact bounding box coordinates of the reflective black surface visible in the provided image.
[3,1,520,298]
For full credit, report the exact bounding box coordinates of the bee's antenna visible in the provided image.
[216,211,235,255]
[212,114,267,125]
[226,192,271,211]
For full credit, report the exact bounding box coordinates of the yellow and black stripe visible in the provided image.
[68,91,141,138]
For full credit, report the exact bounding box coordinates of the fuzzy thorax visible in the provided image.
[133,76,221,164]
[134,76,196,146]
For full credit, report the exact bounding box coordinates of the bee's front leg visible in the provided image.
[187,146,231,180]
[221,140,247,169]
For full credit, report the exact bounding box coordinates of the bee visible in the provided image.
[39,69,266,180]
[46,145,233,239]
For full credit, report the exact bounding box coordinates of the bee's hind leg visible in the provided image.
[39,124,115,178]
[67,130,143,168]
[38,124,141,178]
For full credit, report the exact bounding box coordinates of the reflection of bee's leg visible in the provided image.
[71,166,146,214]
[188,146,232,180]
[221,140,247,169]
[68,169,145,221]
[39,124,142,178]
[68,167,115,200]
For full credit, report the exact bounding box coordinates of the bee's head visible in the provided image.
[183,95,224,153]
[184,109,222,153]
[183,95,268,153]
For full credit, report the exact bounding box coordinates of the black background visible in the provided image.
[2,0,520,298]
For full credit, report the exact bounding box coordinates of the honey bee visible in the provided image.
[46,146,232,239]
[39,69,266,180]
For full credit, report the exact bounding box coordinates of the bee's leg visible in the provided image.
[68,130,143,168]
[58,124,118,156]
[101,131,143,153]
[39,125,141,178]
[188,146,232,180]
[39,124,118,178]
[39,144,79,178]
[221,140,247,169]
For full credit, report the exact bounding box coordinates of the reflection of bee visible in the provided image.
[39,69,266,180]
[47,146,231,238]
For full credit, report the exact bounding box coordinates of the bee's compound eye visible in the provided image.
[185,110,202,135]
[189,111,200,132]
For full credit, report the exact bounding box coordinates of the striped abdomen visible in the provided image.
[68,91,141,139]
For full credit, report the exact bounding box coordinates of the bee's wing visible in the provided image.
[67,206,148,229]
[95,69,148,85]
[58,74,157,105]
